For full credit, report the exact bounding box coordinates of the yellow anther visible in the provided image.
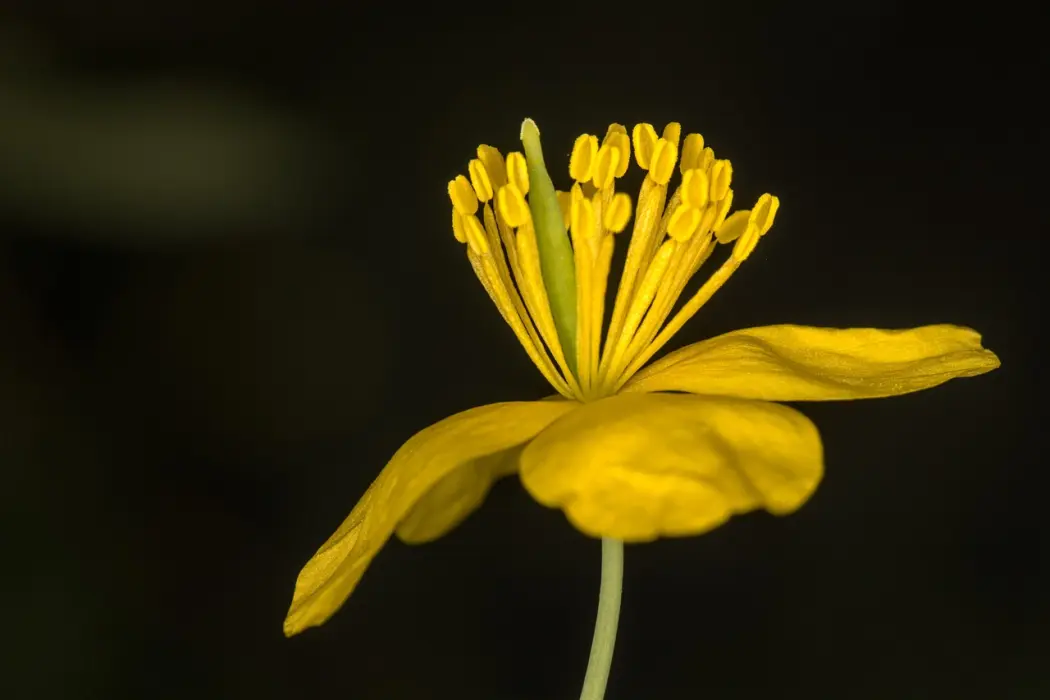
[648,138,678,186]
[709,159,733,202]
[570,134,599,183]
[592,143,620,190]
[570,189,596,238]
[505,151,529,195]
[667,204,702,241]
[750,193,780,235]
[680,133,705,172]
[463,214,491,256]
[603,192,632,233]
[451,209,467,243]
[701,146,715,171]
[556,190,572,230]
[448,175,478,216]
[713,188,734,231]
[453,119,779,402]
[603,126,631,177]
[477,145,507,188]
[570,182,585,204]
[609,133,630,177]
[681,168,710,210]
[468,159,494,202]
[497,183,530,228]
[662,122,681,150]
[715,209,750,243]
[632,123,659,170]
[731,222,761,261]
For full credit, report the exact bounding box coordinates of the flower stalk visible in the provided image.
[579,538,624,700]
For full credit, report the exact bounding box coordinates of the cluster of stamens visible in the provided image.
[448,121,779,401]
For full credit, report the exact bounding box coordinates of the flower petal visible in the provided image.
[395,448,519,544]
[519,393,823,541]
[283,400,577,636]
[623,324,999,401]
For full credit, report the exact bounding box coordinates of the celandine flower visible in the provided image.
[284,119,998,688]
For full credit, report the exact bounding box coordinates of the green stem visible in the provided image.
[579,538,624,700]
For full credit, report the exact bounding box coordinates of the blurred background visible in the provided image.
[0,4,1042,699]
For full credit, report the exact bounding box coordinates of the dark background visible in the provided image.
[1,4,1042,699]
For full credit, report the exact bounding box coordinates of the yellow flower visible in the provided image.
[283,119,999,636]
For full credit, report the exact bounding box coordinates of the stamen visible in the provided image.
[451,208,467,244]
[592,144,620,190]
[452,161,574,398]
[603,193,631,233]
[667,205,701,241]
[600,126,681,378]
[607,183,733,386]
[613,195,780,391]
[680,133,705,171]
[461,212,490,256]
[482,204,517,270]
[751,193,781,235]
[468,159,494,202]
[662,121,681,149]
[497,184,530,229]
[556,190,573,229]
[489,185,578,393]
[602,125,631,177]
[631,123,659,169]
[589,234,615,393]
[569,128,631,396]
[681,168,710,210]
[648,138,678,186]
[506,152,530,195]
[514,220,583,396]
[448,175,478,216]
[570,134,599,183]
[706,188,737,248]
[450,119,778,402]
[601,238,677,382]
[609,211,716,389]
[471,208,569,395]
[615,258,740,393]
[570,190,598,391]
[638,176,679,274]
[477,145,507,188]
[716,209,750,243]
[601,178,663,371]
[709,159,733,202]
[466,247,573,397]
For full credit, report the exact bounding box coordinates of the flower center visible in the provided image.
[448,120,779,402]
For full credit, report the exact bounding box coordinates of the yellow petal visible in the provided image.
[283,400,577,636]
[396,448,518,544]
[519,393,823,541]
[623,325,1000,400]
